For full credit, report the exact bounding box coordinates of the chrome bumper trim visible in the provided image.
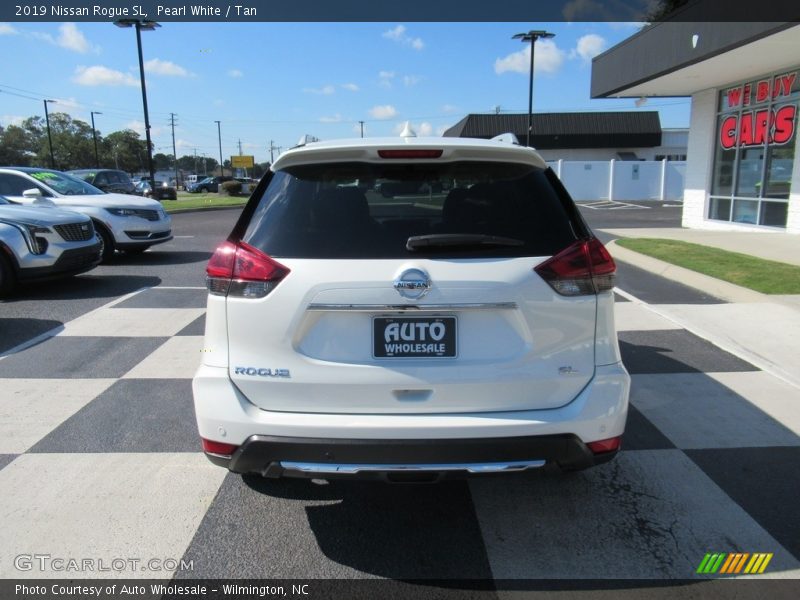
[279,459,545,474]
[306,302,517,312]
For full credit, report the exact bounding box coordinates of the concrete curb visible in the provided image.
[164,204,247,215]
[606,239,770,304]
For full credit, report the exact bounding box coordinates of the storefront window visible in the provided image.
[709,68,798,229]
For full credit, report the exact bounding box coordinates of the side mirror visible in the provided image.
[22,188,43,198]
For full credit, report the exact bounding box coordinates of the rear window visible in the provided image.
[241,161,580,259]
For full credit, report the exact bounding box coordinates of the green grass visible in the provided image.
[162,193,248,213]
[615,238,800,295]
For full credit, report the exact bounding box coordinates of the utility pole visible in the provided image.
[238,138,243,155]
[193,148,197,175]
[43,99,56,169]
[90,111,102,168]
[170,112,178,187]
[359,120,364,138]
[214,120,223,177]
[268,140,281,164]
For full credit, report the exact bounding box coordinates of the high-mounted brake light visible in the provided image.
[377,149,443,159]
[206,240,289,299]
[534,238,616,296]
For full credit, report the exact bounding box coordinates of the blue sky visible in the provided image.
[0,21,691,164]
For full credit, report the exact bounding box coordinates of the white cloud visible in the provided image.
[53,97,82,110]
[369,105,398,120]
[570,34,607,62]
[0,23,19,35]
[319,114,343,123]
[436,125,448,136]
[175,138,193,150]
[403,75,421,87]
[57,23,94,53]
[73,65,139,87]
[31,24,98,53]
[494,40,566,75]
[441,104,459,114]
[382,24,424,50]
[392,121,434,136]
[340,83,359,92]
[0,115,25,127]
[378,71,395,89]
[303,84,335,95]
[228,69,243,78]
[144,58,193,77]
[126,120,163,137]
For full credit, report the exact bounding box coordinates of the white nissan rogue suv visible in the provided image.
[193,134,630,481]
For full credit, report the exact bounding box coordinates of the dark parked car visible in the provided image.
[188,176,233,193]
[67,169,136,195]
[135,179,177,201]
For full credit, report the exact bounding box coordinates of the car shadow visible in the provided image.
[4,274,162,302]
[0,318,63,354]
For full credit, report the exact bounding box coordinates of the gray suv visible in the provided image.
[0,196,101,296]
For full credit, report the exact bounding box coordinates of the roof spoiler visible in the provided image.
[490,133,520,145]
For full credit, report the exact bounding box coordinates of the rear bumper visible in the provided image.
[208,433,617,479]
[193,361,630,477]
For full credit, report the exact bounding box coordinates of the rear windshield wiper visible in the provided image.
[406,233,525,251]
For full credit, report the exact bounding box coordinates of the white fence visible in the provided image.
[547,159,686,202]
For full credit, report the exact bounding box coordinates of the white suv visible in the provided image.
[193,134,630,481]
[0,167,172,261]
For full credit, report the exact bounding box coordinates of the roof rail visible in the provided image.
[295,134,320,147]
[490,133,520,145]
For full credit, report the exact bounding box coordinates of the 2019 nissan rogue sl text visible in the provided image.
[192,133,630,482]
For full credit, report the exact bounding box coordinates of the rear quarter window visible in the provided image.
[241,161,582,259]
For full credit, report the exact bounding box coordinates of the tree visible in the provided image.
[0,124,39,166]
[102,129,147,173]
[36,112,96,170]
[153,153,173,170]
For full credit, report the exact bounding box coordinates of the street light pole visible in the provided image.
[114,19,160,184]
[512,30,555,148]
[90,111,102,168]
[215,120,223,177]
[43,99,56,168]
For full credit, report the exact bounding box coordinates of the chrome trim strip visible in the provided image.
[306,302,517,312]
[280,459,545,474]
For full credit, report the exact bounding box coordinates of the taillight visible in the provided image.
[587,436,622,454]
[377,149,443,159]
[201,438,239,456]
[205,240,289,299]
[534,238,616,296]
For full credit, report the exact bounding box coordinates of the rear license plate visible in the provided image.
[373,316,457,358]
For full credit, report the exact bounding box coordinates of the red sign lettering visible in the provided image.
[756,80,769,103]
[720,115,737,149]
[727,87,743,108]
[724,71,797,108]
[718,105,797,148]
[773,104,797,145]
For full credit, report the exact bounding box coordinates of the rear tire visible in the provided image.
[0,252,16,297]
[95,224,115,262]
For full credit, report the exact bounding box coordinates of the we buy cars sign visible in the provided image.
[720,71,797,149]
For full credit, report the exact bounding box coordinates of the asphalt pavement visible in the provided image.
[0,205,798,597]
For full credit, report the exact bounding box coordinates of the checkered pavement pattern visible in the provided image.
[0,286,798,580]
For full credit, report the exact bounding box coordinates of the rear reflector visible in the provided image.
[378,149,443,159]
[534,238,616,296]
[201,438,239,456]
[206,241,289,298]
[587,436,622,454]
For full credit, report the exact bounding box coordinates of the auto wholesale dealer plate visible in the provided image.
[373,316,457,358]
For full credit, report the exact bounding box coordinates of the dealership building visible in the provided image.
[592,22,800,233]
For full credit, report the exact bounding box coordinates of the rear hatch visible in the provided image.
[208,152,614,415]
